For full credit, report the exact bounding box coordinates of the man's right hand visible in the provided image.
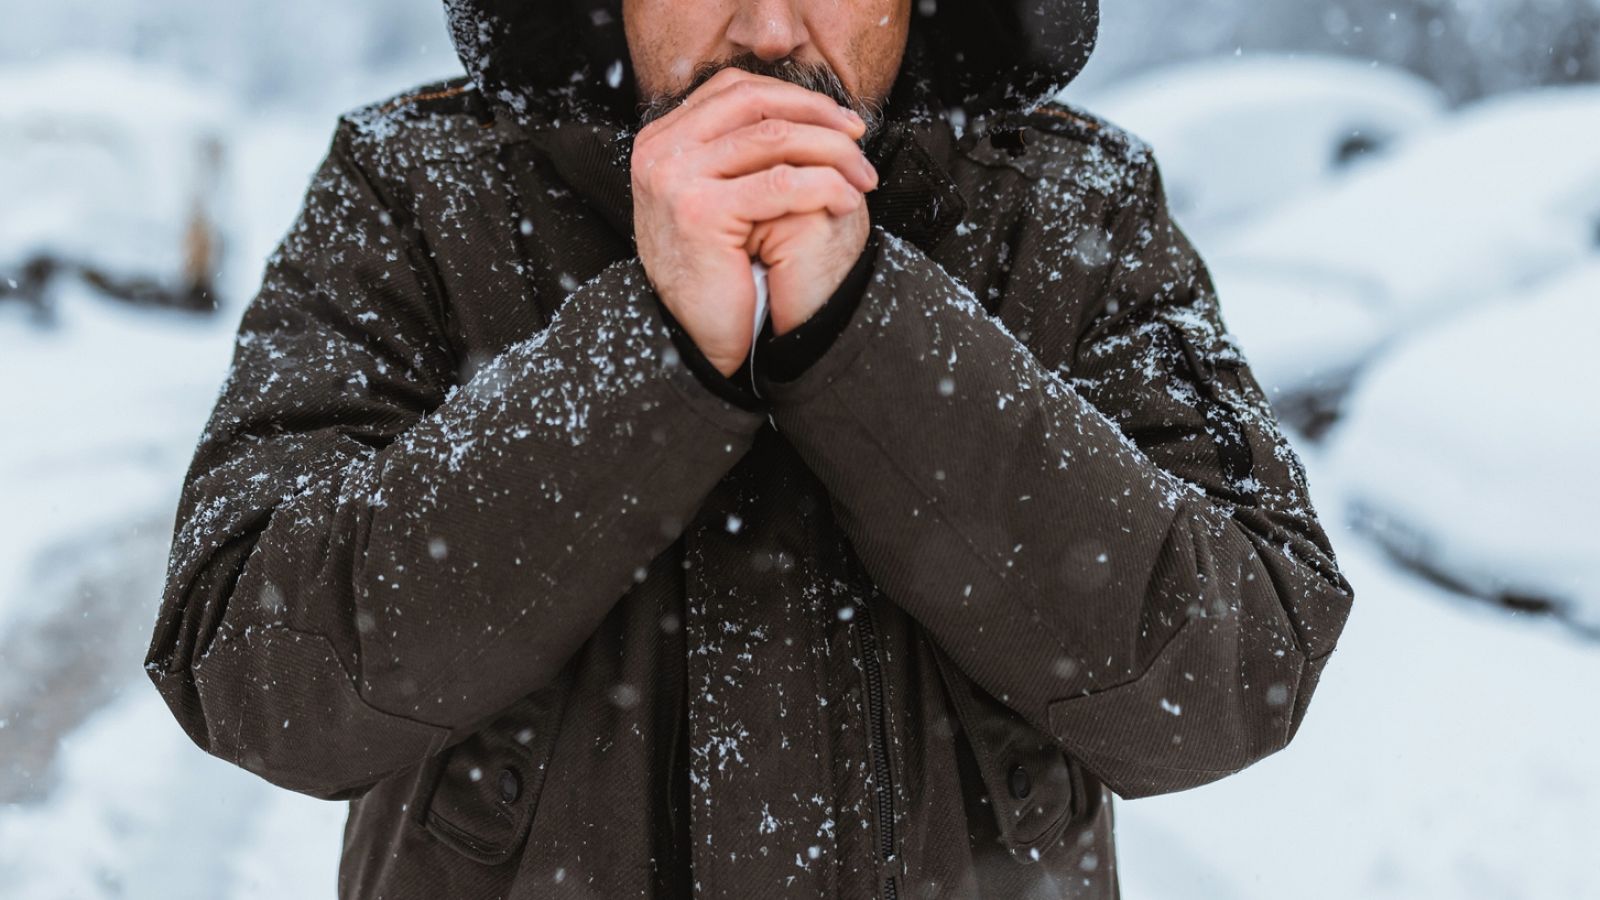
[631,67,878,377]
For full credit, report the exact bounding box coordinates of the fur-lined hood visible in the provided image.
[444,0,1098,131]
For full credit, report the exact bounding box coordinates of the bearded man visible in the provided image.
[145,1,1355,897]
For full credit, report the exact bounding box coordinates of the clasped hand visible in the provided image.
[631,67,878,377]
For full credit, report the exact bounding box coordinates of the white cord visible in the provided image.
[748,260,770,399]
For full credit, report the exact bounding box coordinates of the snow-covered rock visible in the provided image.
[1076,0,1600,107]
[0,57,233,298]
[1326,261,1600,626]
[1070,55,1448,240]
[1219,86,1600,327]
[1196,85,1600,428]
[0,0,454,107]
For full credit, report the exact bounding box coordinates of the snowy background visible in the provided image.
[3,1,1598,897]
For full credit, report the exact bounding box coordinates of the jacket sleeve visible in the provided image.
[756,154,1354,799]
[144,122,766,800]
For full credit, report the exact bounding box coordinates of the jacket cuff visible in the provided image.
[651,293,765,413]
[759,228,880,383]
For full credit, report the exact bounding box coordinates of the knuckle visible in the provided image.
[714,130,741,157]
[727,79,761,103]
[834,174,864,206]
[754,117,790,142]
[765,164,795,192]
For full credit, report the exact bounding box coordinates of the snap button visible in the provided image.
[497,767,521,803]
[1007,763,1032,800]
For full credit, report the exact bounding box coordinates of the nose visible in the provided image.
[726,0,810,61]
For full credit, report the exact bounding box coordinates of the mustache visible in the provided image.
[636,52,885,144]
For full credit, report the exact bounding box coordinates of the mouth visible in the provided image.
[636,52,884,144]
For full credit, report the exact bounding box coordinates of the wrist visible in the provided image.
[708,353,744,378]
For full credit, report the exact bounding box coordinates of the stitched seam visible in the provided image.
[380,84,469,115]
[1033,104,1100,131]
[1047,630,1310,776]
[199,623,451,743]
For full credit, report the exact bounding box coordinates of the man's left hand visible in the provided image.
[744,164,875,336]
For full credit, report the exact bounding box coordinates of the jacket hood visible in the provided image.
[444,0,1098,132]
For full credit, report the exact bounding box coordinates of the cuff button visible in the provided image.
[1007,763,1032,800]
[498,767,522,804]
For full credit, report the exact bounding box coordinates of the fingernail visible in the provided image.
[841,105,863,122]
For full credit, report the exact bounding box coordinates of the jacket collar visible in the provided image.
[518,36,969,258]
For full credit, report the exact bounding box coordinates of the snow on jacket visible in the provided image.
[144,0,1354,897]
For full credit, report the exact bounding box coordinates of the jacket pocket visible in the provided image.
[415,670,571,865]
[929,641,1085,864]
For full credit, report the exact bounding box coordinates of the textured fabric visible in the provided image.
[143,3,1355,898]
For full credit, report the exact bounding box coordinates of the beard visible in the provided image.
[636,51,886,146]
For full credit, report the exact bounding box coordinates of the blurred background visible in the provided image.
[2,1,1597,897]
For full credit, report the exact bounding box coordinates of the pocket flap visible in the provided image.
[418,674,569,865]
[930,643,1084,863]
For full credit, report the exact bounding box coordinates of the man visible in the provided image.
[144,0,1355,897]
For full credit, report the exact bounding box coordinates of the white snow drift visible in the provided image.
[1327,261,1600,625]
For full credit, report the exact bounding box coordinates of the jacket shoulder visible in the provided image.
[963,99,1156,200]
[332,76,501,174]
[1013,100,1140,150]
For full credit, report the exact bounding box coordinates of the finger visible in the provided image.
[743,208,827,257]
[639,65,752,133]
[717,164,864,222]
[702,118,877,193]
[673,74,865,145]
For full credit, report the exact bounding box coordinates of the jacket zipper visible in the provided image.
[852,596,898,900]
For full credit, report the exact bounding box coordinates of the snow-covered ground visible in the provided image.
[3,43,1599,900]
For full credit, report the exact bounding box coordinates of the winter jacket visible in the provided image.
[143,0,1355,897]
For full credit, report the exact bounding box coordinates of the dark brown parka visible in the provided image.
[144,1,1355,897]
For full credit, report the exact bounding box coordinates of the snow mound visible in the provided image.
[1072,54,1448,239]
[0,56,232,290]
[1326,261,1600,625]
[1220,86,1600,327]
